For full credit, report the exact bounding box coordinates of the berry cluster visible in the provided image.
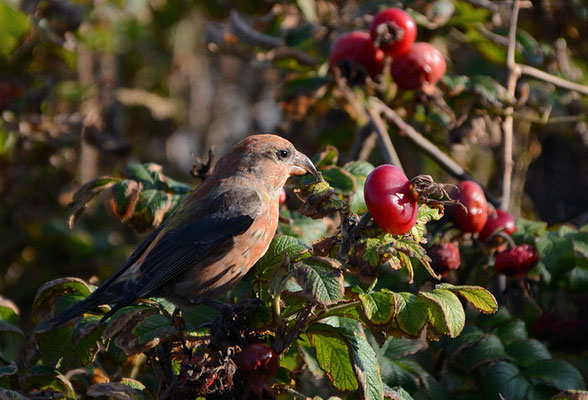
[329,8,446,90]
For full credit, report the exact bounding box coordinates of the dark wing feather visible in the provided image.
[49,186,261,327]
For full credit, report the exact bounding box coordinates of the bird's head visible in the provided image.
[213,134,319,191]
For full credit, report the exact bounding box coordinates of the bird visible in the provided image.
[48,134,319,328]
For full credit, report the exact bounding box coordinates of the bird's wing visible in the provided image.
[48,185,262,328]
[114,186,262,303]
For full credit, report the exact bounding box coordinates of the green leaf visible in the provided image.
[463,334,505,369]
[411,204,442,244]
[295,180,348,219]
[129,189,172,230]
[34,316,104,369]
[380,337,423,359]
[105,179,143,220]
[441,325,485,356]
[495,320,528,346]
[0,3,31,59]
[505,339,551,368]
[294,257,344,306]
[517,29,543,66]
[482,361,530,400]
[384,385,415,400]
[512,218,547,240]
[121,163,164,188]
[132,314,176,346]
[280,210,329,245]
[477,306,512,329]
[321,166,356,195]
[343,161,375,178]
[525,360,585,391]
[359,290,397,325]
[337,318,383,400]
[419,289,465,338]
[395,293,428,337]
[468,76,513,107]
[312,146,339,169]
[568,267,588,292]
[32,278,94,320]
[307,326,358,392]
[255,235,309,279]
[0,297,19,325]
[23,366,76,399]
[437,284,498,313]
[537,233,576,278]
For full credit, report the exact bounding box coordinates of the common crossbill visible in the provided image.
[49,134,318,327]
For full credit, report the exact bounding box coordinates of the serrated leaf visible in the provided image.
[255,235,309,279]
[131,314,176,350]
[437,284,498,313]
[32,277,94,320]
[441,325,485,356]
[307,327,358,391]
[128,189,172,231]
[397,252,414,283]
[295,180,348,219]
[420,289,465,338]
[495,320,528,346]
[505,339,551,368]
[482,361,530,400]
[121,163,164,188]
[68,177,119,228]
[359,290,397,325]
[337,318,383,400]
[384,385,415,400]
[463,334,505,369]
[537,233,576,278]
[294,258,344,305]
[525,360,585,391]
[395,293,428,337]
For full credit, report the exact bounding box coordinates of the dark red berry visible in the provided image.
[479,209,517,242]
[235,343,280,381]
[391,42,446,90]
[364,165,418,235]
[279,188,287,205]
[428,242,461,277]
[494,244,538,278]
[330,31,384,80]
[448,181,488,233]
[369,8,417,57]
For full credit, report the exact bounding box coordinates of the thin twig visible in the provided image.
[366,102,405,173]
[369,97,501,207]
[229,10,284,49]
[501,0,522,212]
[518,64,588,96]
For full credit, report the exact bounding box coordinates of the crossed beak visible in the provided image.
[290,151,320,180]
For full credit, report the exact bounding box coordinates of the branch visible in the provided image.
[369,97,501,207]
[501,0,522,212]
[518,64,588,96]
[366,102,405,173]
[229,10,284,49]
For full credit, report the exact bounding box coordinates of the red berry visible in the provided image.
[428,242,461,277]
[494,244,538,278]
[369,8,417,57]
[448,181,488,233]
[364,165,418,235]
[330,31,384,79]
[391,42,446,90]
[279,188,287,205]
[235,343,280,381]
[479,209,517,242]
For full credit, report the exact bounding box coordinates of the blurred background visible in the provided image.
[0,0,587,328]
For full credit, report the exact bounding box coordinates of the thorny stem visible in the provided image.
[274,304,316,354]
[275,386,310,399]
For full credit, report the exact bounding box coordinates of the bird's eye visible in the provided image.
[277,149,290,159]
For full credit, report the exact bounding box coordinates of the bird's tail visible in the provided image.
[45,294,108,329]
